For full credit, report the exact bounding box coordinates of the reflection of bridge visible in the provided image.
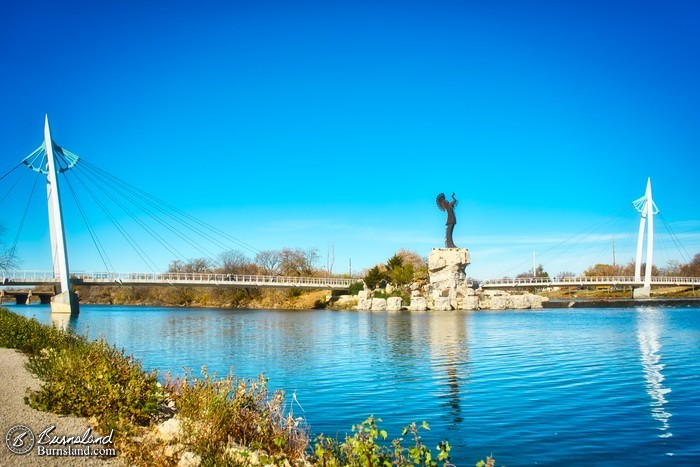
[2,271,354,289]
[482,276,700,289]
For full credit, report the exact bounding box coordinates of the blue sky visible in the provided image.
[1,0,699,279]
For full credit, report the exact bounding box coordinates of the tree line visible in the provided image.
[511,254,700,279]
[167,247,325,277]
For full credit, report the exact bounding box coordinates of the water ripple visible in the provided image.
[9,305,700,466]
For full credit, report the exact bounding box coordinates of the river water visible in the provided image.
[8,305,700,466]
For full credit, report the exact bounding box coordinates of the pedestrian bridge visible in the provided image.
[482,276,700,289]
[1,270,356,290]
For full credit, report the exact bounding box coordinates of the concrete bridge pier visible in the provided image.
[3,291,31,305]
[633,286,652,299]
[15,293,30,305]
[51,290,79,316]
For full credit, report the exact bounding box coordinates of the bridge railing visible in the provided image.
[2,270,358,288]
[482,276,700,287]
[1,270,57,283]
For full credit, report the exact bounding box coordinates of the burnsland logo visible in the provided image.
[5,424,115,456]
[5,425,35,455]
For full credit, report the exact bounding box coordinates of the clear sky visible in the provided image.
[1,0,699,280]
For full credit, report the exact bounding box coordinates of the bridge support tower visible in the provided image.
[44,116,79,316]
[632,178,658,299]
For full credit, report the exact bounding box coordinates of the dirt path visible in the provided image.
[0,348,124,466]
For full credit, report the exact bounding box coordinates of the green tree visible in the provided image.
[364,266,388,290]
[385,252,423,287]
[390,264,415,287]
[386,254,403,272]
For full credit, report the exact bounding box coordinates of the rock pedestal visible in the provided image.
[427,248,471,310]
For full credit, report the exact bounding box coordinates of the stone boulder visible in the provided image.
[508,295,529,309]
[460,296,479,310]
[410,296,427,311]
[489,295,507,310]
[357,290,372,310]
[371,298,387,311]
[386,297,402,311]
[527,293,545,309]
[433,296,452,311]
[156,417,182,443]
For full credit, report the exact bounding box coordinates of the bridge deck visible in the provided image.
[4,271,700,291]
[482,276,700,288]
[2,271,356,289]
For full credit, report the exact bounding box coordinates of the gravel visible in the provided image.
[0,348,125,466]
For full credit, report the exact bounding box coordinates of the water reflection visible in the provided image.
[424,312,469,426]
[636,309,672,438]
[50,313,78,331]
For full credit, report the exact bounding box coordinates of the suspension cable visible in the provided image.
[62,173,115,272]
[658,212,693,265]
[63,168,161,273]
[70,165,196,264]
[0,161,23,182]
[79,160,260,255]
[0,162,33,205]
[9,171,41,266]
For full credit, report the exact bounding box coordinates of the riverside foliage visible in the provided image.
[0,308,495,466]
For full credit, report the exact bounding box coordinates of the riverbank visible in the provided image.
[0,348,124,466]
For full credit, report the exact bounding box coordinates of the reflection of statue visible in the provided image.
[436,192,458,248]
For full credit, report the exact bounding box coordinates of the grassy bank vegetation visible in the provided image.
[75,285,333,310]
[0,308,496,466]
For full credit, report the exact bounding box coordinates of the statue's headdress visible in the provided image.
[436,193,448,211]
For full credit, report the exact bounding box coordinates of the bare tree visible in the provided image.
[178,258,213,273]
[679,254,700,277]
[255,250,282,275]
[279,247,319,276]
[0,225,18,271]
[167,259,184,273]
[217,250,257,274]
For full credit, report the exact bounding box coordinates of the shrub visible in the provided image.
[348,281,364,296]
[25,338,162,432]
[169,367,309,464]
[313,416,455,467]
[0,308,86,353]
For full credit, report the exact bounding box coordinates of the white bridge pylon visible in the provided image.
[33,116,80,315]
[632,178,659,298]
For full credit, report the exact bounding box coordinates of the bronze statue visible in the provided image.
[436,192,458,248]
